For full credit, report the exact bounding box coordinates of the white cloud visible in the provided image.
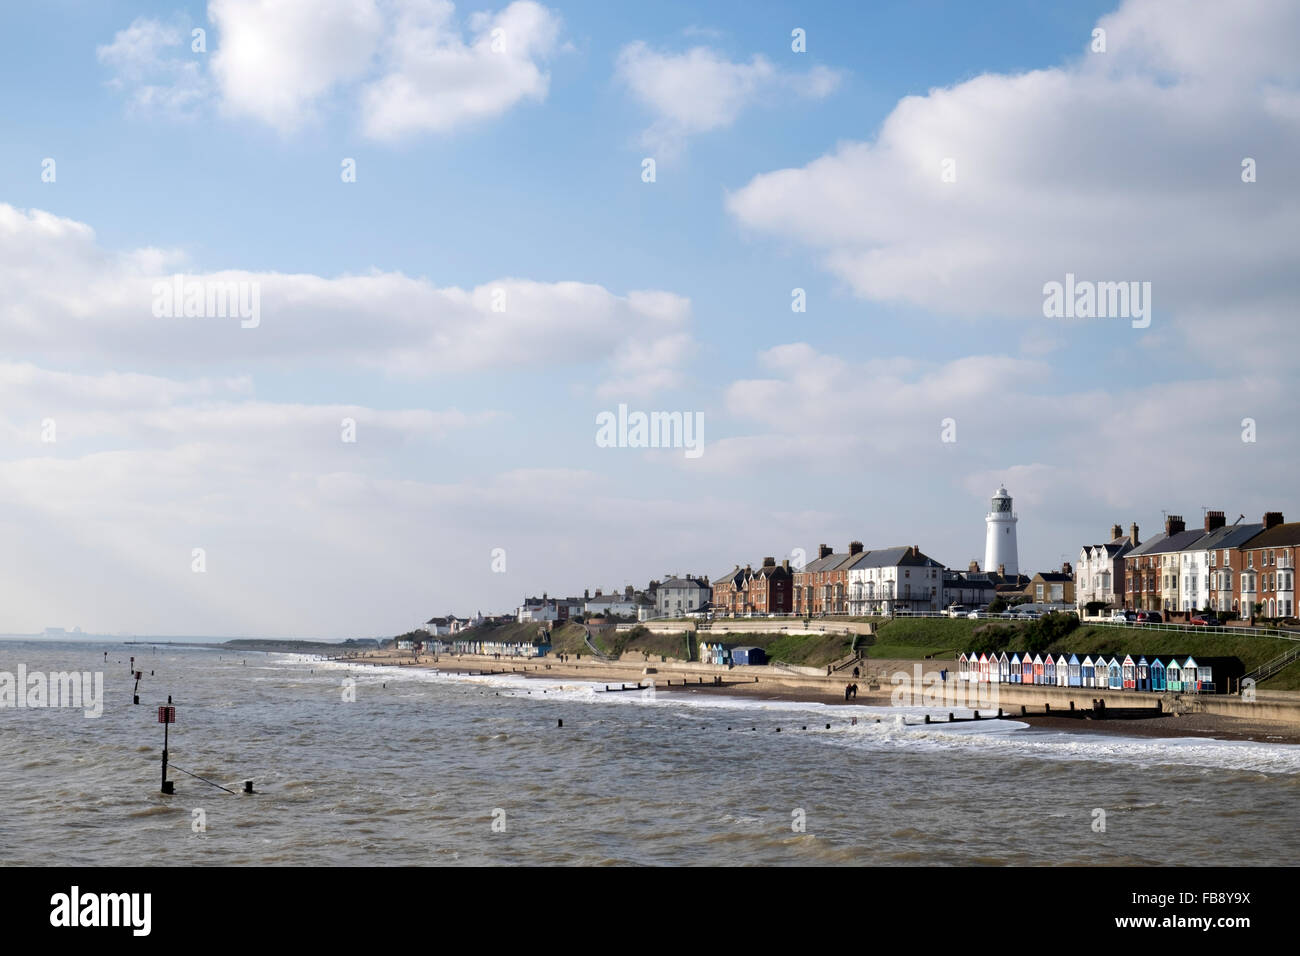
[615,41,842,157]
[725,0,1300,363]
[209,0,385,130]
[0,203,692,391]
[102,2,563,136]
[360,0,562,139]
[97,17,208,117]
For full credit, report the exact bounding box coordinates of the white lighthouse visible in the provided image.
[984,485,1019,577]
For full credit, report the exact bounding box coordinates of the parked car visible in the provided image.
[946,605,968,619]
[1111,609,1137,623]
[1135,610,1164,624]
[1014,609,1042,620]
[966,610,988,619]
[1190,614,1222,626]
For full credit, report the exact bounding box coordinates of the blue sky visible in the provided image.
[1,0,1297,636]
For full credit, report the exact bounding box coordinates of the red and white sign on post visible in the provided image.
[157,706,176,724]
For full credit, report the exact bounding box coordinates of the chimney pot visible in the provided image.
[1110,523,1122,541]
[1264,512,1285,530]
[1130,523,1140,546]
[849,541,864,555]
[818,544,832,559]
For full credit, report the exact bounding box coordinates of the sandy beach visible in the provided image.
[323,648,1300,745]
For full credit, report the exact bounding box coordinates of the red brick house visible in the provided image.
[792,542,863,616]
[1233,512,1297,620]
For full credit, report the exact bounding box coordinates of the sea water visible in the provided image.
[1,640,1297,866]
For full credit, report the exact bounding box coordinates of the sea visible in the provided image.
[2,639,1298,866]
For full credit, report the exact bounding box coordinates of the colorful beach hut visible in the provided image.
[1022,654,1035,684]
[1166,658,1183,692]
[999,653,1011,684]
[1122,654,1136,690]
[1080,655,1095,687]
[1136,656,1150,692]
[1192,659,1212,693]
[957,652,970,682]
[978,653,990,682]
[1108,657,1123,689]
[1033,653,1045,684]
[1044,655,1056,685]
[1055,654,1069,686]
[1009,653,1021,683]
[1150,657,1167,691]
[1068,654,1082,687]
[1183,656,1199,692]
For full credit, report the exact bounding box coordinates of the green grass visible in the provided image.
[861,617,1299,682]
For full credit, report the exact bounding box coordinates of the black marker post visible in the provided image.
[159,696,176,794]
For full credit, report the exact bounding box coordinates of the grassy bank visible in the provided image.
[866,617,1298,685]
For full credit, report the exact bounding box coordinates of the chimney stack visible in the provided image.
[911,545,920,557]
[1264,511,1285,530]
[1165,514,1185,535]
[584,588,590,599]
[1130,523,1140,546]
[1204,510,1225,532]
[781,559,790,571]
[625,585,634,597]
[849,541,864,555]
[762,556,776,567]
[818,544,832,559]
[998,563,1006,577]
[594,587,602,596]
[1110,523,1122,541]
[1062,561,1072,575]
[969,560,980,573]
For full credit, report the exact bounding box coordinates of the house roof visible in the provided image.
[1192,522,1261,552]
[1033,572,1073,582]
[1239,521,1300,549]
[848,546,942,569]
[660,576,708,590]
[1130,528,1207,557]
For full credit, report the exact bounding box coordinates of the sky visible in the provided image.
[1,0,1297,638]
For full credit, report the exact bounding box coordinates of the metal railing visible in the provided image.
[1244,644,1300,683]
[1080,618,1300,641]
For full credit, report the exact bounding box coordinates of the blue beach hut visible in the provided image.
[1150,657,1167,691]
[1108,658,1123,689]
[1136,656,1150,692]
[1183,656,1199,692]
[1009,653,1022,684]
[1068,654,1082,687]
[1080,656,1095,686]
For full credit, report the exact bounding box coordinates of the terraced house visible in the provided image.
[1123,515,1204,611]
[1178,512,1255,614]
[1234,513,1297,620]
[846,545,944,615]
[792,542,863,615]
[1075,523,1140,613]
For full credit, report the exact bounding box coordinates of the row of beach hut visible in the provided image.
[955,652,1235,694]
